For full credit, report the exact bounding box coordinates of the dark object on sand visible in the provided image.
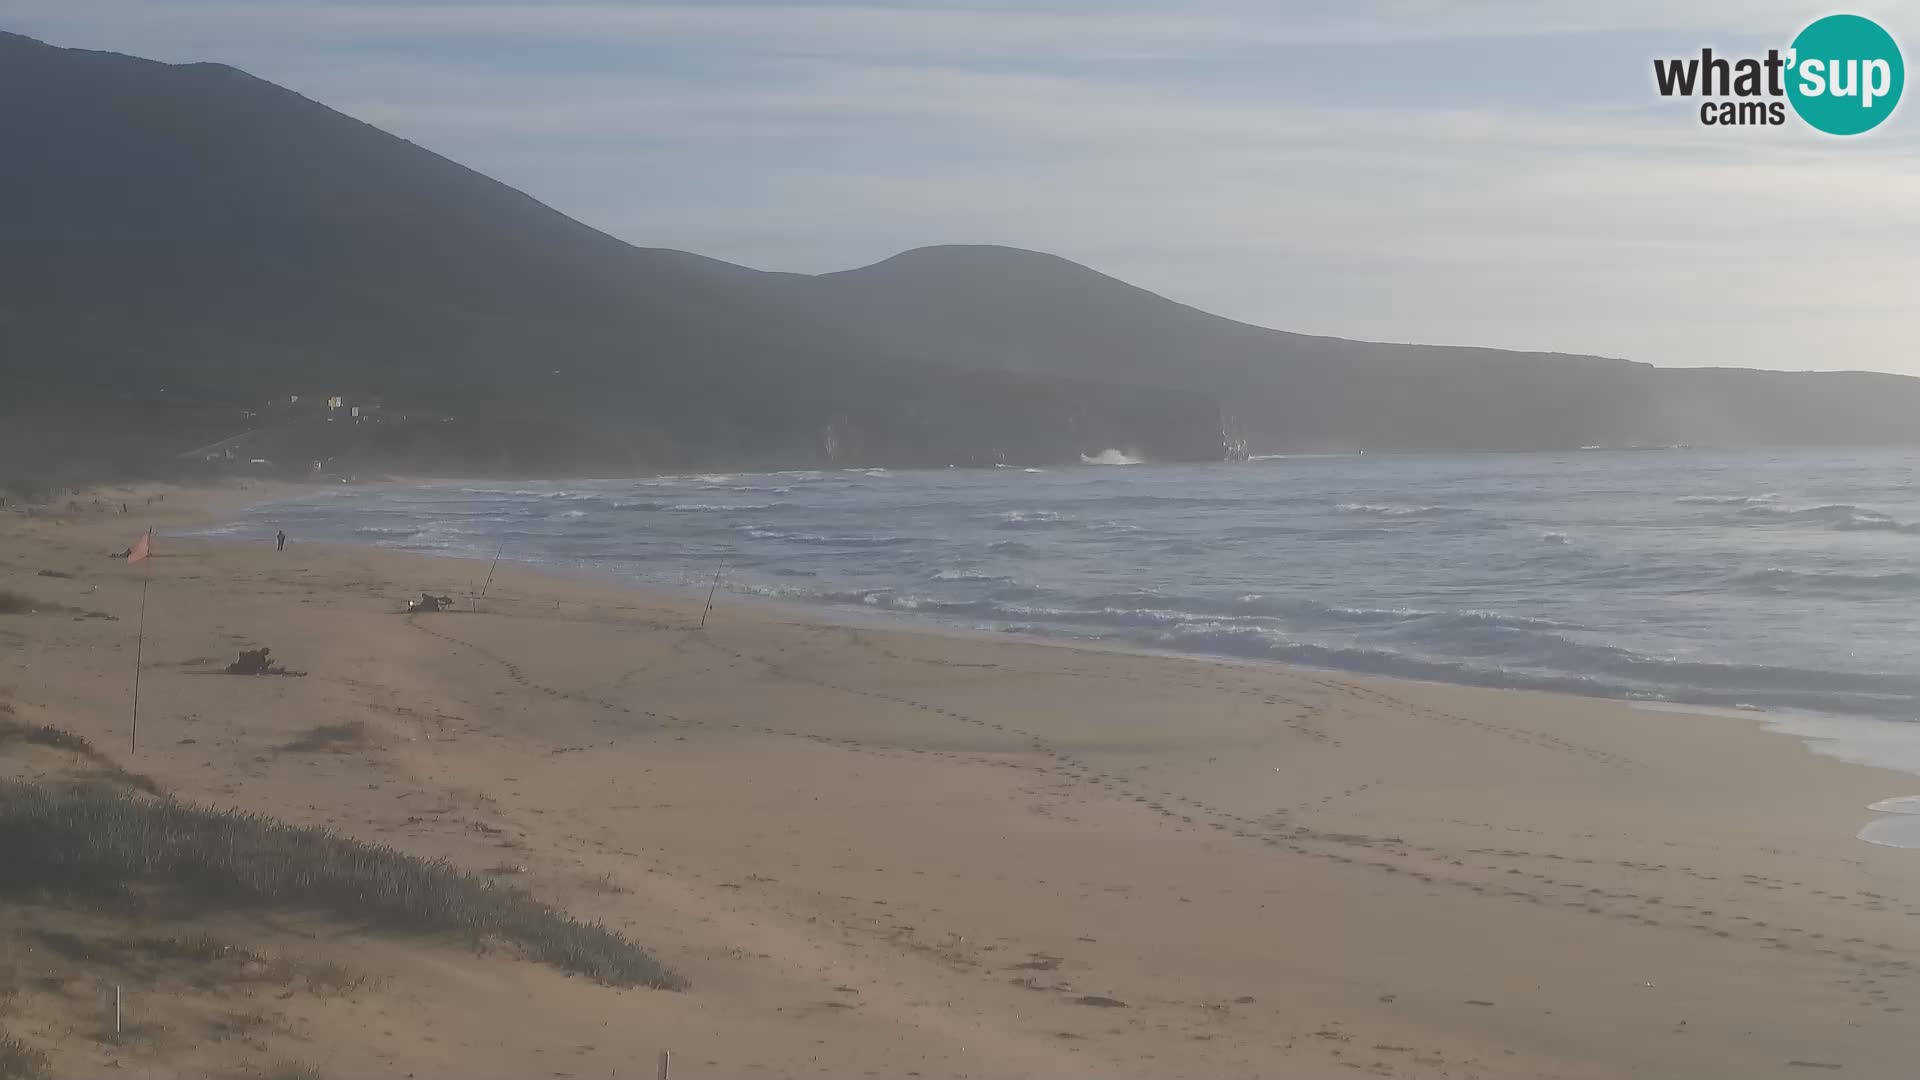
[110,547,131,559]
[407,593,454,614]
[276,529,286,551]
[225,647,304,676]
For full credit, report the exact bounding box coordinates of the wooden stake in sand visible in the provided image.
[656,1049,670,1080]
[698,563,725,631]
[128,527,153,753]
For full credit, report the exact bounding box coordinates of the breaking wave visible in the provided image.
[1740,503,1920,534]
[995,510,1075,530]
[1335,503,1470,518]
[1675,493,1779,506]
[1731,568,1920,595]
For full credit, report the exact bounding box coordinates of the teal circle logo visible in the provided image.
[1787,14,1904,134]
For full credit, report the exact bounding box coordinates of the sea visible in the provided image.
[198,447,1920,836]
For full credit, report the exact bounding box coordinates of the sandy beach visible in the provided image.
[2,484,1917,1078]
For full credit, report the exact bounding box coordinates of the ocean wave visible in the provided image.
[1740,503,1920,534]
[1126,622,1920,718]
[352,526,420,538]
[1335,503,1470,518]
[732,583,984,614]
[1081,449,1142,465]
[996,510,1075,530]
[930,569,1016,583]
[987,540,1037,556]
[1100,494,1233,509]
[737,526,917,547]
[1065,592,1581,632]
[1675,494,1779,506]
[1731,567,1920,595]
[667,503,775,513]
[814,589,1597,643]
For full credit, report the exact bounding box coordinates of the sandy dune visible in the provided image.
[1,485,1916,1078]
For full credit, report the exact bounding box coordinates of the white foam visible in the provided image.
[1080,449,1141,465]
[1757,711,1920,779]
[1336,503,1466,517]
[1858,798,1920,849]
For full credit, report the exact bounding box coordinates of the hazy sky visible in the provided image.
[10,1,1918,373]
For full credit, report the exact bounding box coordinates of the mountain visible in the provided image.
[0,31,1229,482]
[4,31,1919,488]
[776,245,1920,453]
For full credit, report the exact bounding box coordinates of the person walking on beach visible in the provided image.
[276,529,287,552]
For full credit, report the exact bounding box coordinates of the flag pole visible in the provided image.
[130,529,152,753]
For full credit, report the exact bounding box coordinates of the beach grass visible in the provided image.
[0,1030,50,1080]
[0,780,683,990]
[0,717,162,795]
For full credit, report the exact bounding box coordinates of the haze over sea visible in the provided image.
[206,448,1920,764]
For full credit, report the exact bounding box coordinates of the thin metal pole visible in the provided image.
[480,538,506,599]
[656,1049,670,1080]
[698,563,725,630]
[130,554,151,753]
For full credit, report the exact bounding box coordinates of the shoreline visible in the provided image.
[181,503,1920,859]
[9,482,1919,1076]
[185,482,1920,791]
[177,481,1920,856]
[267,535,1920,853]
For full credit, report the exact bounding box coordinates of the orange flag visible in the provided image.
[127,527,152,564]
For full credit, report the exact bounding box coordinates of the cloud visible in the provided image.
[13,0,1914,58]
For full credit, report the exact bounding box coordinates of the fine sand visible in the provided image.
[2,484,1917,1078]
